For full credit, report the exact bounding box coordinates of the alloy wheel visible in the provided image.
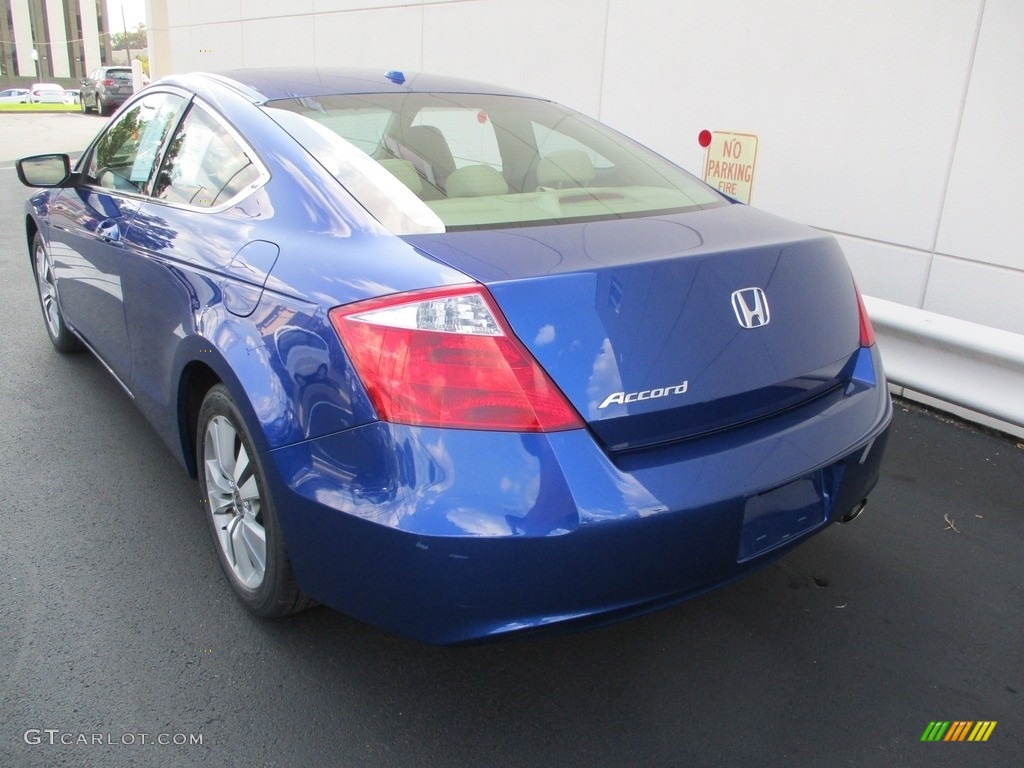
[203,414,266,589]
[34,240,62,339]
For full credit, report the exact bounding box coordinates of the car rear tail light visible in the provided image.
[102,79,116,87]
[329,285,583,432]
[855,284,875,347]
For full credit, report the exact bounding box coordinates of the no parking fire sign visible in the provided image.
[699,130,759,204]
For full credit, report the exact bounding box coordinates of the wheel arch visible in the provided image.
[178,360,223,479]
[25,215,39,265]
[173,324,291,479]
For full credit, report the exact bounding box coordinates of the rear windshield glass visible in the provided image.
[264,92,726,231]
[109,70,133,81]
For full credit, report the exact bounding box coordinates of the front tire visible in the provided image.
[197,384,310,617]
[33,233,82,353]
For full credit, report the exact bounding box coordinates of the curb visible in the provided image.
[0,109,84,115]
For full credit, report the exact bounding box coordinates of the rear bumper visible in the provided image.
[263,345,891,644]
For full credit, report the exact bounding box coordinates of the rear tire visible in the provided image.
[32,233,82,353]
[81,97,91,114]
[197,384,312,617]
[97,99,108,117]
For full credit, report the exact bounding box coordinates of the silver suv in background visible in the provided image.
[80,67,134,116]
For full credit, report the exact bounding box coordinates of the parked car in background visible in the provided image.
[0,87,30,104]
[63,88,81,105]
[29,83,66,104]
[15,68,891,645]
[80,66,134,116]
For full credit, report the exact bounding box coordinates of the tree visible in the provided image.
[111,23,147,51]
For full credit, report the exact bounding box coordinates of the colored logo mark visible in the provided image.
[921,721,997,742]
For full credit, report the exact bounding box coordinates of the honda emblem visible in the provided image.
[731,287,770,329]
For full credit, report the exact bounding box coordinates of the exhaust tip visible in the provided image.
[839,499,867,524]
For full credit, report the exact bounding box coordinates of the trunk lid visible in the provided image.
[405,204,862,451]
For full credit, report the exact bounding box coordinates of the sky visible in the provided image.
[106,0,147,32]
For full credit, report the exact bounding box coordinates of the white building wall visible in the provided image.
[148,0,1024,428]
[45,0,72,77]
[9,0,37,78]
[81,0,104,73]
[930,0,1024,327]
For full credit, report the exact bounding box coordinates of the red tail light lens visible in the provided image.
[102,79,116,87]
[329,285,583,432]
[855,285,875,346]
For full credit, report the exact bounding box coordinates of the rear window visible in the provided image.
[106,70,133,81]
[265,92,726,231]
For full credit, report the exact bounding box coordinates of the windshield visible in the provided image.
[264,92,727,232]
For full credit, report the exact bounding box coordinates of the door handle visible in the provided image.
[97,219,120,242]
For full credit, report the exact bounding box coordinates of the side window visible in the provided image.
[153,104,263,208]
[86,92,185,193]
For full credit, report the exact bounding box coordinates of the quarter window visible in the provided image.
[153,105,262,208]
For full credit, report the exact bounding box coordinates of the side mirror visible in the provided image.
[16,154,73,188]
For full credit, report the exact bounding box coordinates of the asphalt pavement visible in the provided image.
[0,116,1021,768]
[0,112,101,167]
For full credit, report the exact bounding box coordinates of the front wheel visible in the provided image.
[197,384,311,617]
[33,234,82,353]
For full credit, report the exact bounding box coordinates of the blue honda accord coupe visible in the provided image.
[17,68,891,644]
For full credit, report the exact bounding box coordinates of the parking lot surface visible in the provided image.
[0,120,1020,768]
[0,112,101,166]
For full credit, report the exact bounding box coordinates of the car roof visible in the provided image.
[157,67,538,104]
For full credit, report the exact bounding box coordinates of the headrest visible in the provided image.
[400,125,455,175]
[537,149,595,188]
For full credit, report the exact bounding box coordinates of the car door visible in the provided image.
[120,99,271,429]
[46,91,187,383]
